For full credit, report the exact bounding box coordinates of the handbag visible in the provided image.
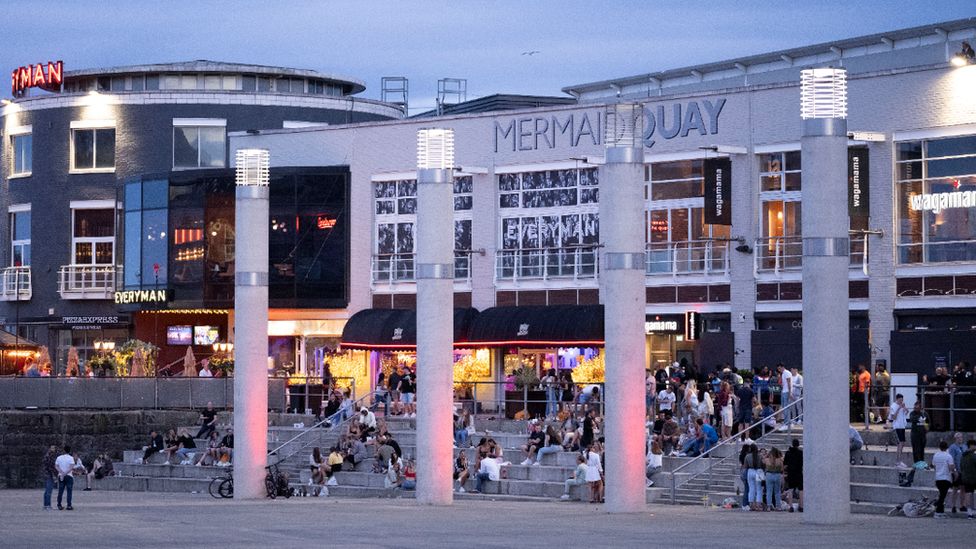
[755,469,765,482]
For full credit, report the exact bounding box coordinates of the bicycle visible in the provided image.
[265,463,291,499]
[209,472,233,499]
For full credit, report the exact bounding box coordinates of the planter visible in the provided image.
[505,389,546,419]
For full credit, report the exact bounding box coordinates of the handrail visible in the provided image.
[669,396,803,504]
[267,389,379,467]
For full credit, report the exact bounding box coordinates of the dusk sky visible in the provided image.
[3,2,973,115]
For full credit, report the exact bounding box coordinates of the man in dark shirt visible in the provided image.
[42,444,57,509]
[386,433,403,459]
[736,381,755,435]
[219,428,234,465]
[784,438,804,512]
[651,411,667,440]
[520,423,546,465]
[196,401,218,439]
[580,409,596,449]
[142,431,164,464]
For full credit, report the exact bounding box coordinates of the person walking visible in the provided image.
[54,445,75,510]
[42,444,57,510]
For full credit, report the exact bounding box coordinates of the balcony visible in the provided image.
[371,252,473,288]
[755,235,869,277]
[0,266,31,301]
[495,246,599,285]
[58,264,121,299]
[645,240,730,277]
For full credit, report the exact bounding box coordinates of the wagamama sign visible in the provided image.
[909,189,976,214]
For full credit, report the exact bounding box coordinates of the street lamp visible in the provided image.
[415,128,455,506]
[800,67,850,525]
[94,340,115,356]
[600,103,647,513]
[233,148,270,500]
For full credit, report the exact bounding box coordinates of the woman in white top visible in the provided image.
[698,389,714,427]
[584,444,603,503]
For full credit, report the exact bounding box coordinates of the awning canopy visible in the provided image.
[463,305,604,347]
[340,308,479,350]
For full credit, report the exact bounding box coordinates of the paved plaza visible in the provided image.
[0,489,971,548]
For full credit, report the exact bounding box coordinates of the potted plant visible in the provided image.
[209,358,235,377]
[505,366,545,419]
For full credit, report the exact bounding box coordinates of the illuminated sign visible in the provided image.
[908,185,975,214]
[317,216,336,229]
[645,315,681,334]
[685,311,701,341]
[114,290,171,304]
[11,61,63,95]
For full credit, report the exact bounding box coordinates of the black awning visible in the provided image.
[463,305,604,347]
[341,308,479,350]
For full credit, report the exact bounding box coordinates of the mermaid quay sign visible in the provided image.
[493,99,726,152]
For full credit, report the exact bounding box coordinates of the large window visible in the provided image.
[72,207,115,265]
[897,135,976,264]
[10,207,30,267]
[757,152,802,270]
[173,119,226,169]
[10,129,31,175]
[373,176,473,281]
[497,167,598,279]
[70,122,115,171]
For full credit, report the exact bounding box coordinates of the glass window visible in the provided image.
[164,75,180,89]
[649,160,703,200]
[181,75,197,90]
[222,75,236,90]
[111,76,126,91]
[11,210,30,267]
[896,136,976,264]
[242,75,255,92]
[204,75,221,90]
[131,76,145,91]
[72,208,114,265]
[11,134,31,175]
[173,125,226,169]
[258,77,271,92]
[760,152,801,191]
[145,74,159,90]
[72,128,115,170]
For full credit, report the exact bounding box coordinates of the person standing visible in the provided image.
[933,441,956,519]
[55,445,75,510]
[656,384,676,418]
[948,432,967,514]
[399,366,416,418]
[42,444,57,510]
[909,401,928,465]
[195,401,218,439]
[784,438,804,513]
[960,439,976,520]
[889,394,910,467]
[777,364,793,427]
[790,366,803,424]
[645,368,657,419]
[736,381,755,436]
[872,363,890,423]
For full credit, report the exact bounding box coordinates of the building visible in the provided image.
[0,60,403,374]
[227,18,976,397]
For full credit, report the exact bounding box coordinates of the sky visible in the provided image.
[2,1,974,115]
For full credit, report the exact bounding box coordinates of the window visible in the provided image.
[757,151,803,270]
[10,128,31,175]
[70,121,116,171]
[10,207,30,267]
[760,152,802,191]
[173,119,226,169]
[497,167,599,279]
[373,176,474,281]
[72,206,115,265]
[645,159,730,274]
[896,135,976,264]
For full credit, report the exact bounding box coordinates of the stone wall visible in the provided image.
[0,410,313,489]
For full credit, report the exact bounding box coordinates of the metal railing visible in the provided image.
[371,252,473,285]
[495,246,599,284]
[267,389,378,467]
[668,397,803,504]
[448,380,605,420]
[862,384,976,432]
[0,266,31,300]
[755,235,870,276]
[58,264,120,299]
[0,376,287,410]
[645,240,730,276]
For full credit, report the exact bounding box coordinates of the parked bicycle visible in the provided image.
[209,471,233,499]
[265,463,291,499]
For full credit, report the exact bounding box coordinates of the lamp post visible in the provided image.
[800,68,850,524]
[600,104,647,512]
[415,128,455,505]
[233,148,270,500]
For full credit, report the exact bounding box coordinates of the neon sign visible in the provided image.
[11,61,63,95]
[317,216,336,229]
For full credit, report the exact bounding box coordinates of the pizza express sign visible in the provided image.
[494,99,726,152]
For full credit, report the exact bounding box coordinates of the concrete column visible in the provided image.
[415,166,455,505]
[600,145,647,513]
[233,184,269,500]
[801,117,850,524]
[729,151,758,370]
